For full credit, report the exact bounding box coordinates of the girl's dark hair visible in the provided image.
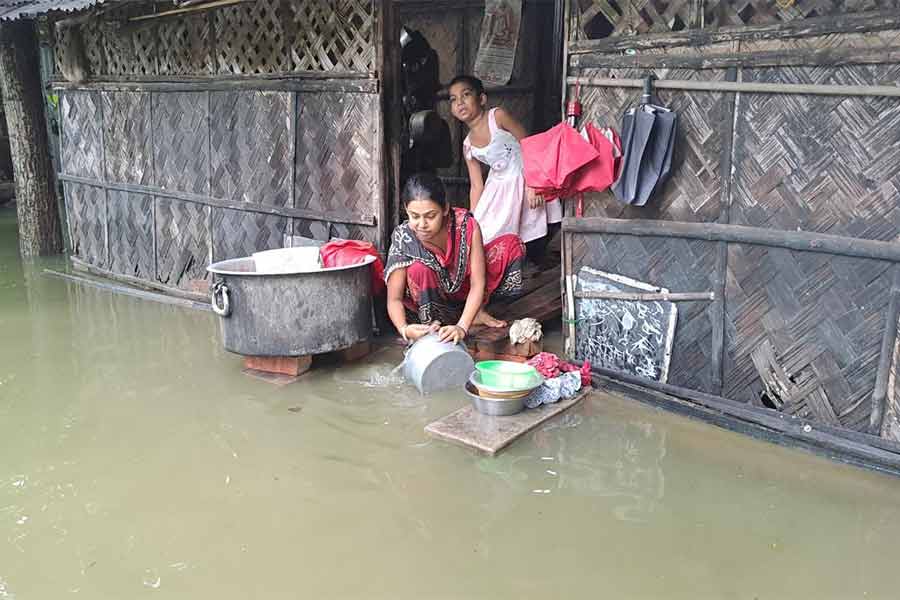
[448,74,485,96]
[402,172,448,209]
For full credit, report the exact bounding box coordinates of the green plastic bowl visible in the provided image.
[474,360,539,389]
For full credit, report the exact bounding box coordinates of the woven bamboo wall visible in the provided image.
[573,0,900,39]
[567,12,900,439]
[55,0,377,78]
[60,87,381,293]
[55,0,382,295]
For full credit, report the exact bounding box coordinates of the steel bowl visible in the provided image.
[469,371,543,399]
[464,382,526,416]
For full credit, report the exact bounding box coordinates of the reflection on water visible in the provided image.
[477,413,666,523]
[3,206,900,599]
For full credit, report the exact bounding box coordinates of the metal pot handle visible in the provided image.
[211,281,231,317]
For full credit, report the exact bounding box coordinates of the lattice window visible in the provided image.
[214,0,289,75]
[101,21,158,76]
[158,14,213,75]
[287,0,376,72]
[575,0,900,39]
[53,0,378,78]
[54,24,74,75]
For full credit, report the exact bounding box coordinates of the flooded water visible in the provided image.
[2,206,900,599]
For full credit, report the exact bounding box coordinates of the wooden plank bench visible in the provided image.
[425,388,590,455]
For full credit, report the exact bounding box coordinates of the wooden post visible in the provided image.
[869,265,900,435]
[710,66,738,395]
[0,19,62,257]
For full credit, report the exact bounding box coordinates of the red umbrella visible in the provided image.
[520,122,599,197]
[565,124,620,197]
[521,122,622,217]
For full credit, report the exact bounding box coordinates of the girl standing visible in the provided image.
[449,75,560,255]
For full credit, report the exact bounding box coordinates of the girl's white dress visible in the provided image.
[464,108,558,244]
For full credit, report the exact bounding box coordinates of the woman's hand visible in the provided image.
[404,323,439,342]
[438,324,467,344]
[526,187,545,209]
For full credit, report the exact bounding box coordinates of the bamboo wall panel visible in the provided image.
[568,18,900,441]
[54,24,73,75]
[731,63,900,241]
[292,217,331,241]
[575,67,730,223]
[330,223,378,244]
[64,181,107,268]
[157,14,212,76]
[107,190,154,279]
[53,0,381,297]
[404,11,461,88]
[723,245,891,431]
[102,5,158,77]
[289,218,376,244]
[81,20,107,76]
[573,0,900,39]
[491,93,535,135]
[211,207,287,261]
[295,92,376,219]
[286,0,376,72]
[209,91,293,208]
[214,0,290,75]
[572,232,720,393]
[60,86,380,290]
[152,92,210,196]
[102,91,152,186]
[155,197,209,290]
[54,0,377,79]
[464,6,483,74]
[61,91,104,181]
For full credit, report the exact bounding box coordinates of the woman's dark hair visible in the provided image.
[448,74,485,96]
[402,172,448,209]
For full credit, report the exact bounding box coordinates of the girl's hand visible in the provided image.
[405,323,439,342]
[526,187,545,209]
[438,324,466,344]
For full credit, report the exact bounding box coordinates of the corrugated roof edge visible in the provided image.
[0,0,109,21]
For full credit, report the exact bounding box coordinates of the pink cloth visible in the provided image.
[464,108,550,244]
[527,352,592,387]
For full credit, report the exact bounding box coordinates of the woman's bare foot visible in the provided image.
[473,308,506,328]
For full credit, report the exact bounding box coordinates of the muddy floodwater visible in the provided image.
[2,206,900,599]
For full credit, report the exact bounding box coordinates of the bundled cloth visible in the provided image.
[320,239,386,296]
[527,352,592,387]
[524,371,582,409]
[509,318,542,344]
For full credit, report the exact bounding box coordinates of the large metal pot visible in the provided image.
[207,255,374,357]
